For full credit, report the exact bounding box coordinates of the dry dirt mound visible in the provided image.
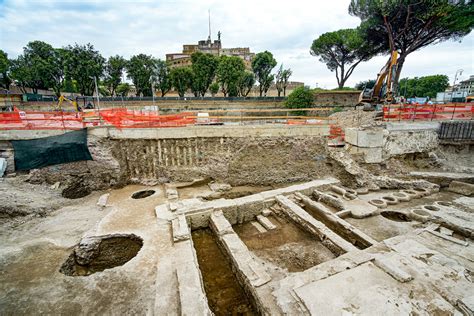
[330,109,377,128]
[0,176,74,226]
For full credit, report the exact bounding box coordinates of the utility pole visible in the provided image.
[208,9,211,41]
[452,69,463,102]
[93,76,102,123]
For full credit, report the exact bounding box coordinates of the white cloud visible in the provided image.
[1,0,473,88]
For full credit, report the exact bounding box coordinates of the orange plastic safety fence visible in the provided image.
[0,109,197,130]
[383,103,473,121]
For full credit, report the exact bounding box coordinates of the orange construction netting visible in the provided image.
[383,103,473,121]
[0,108,196,130]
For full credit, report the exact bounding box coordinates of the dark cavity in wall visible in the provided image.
[131,190,155,199]
[60,234,143,276]
[192,229,257,316]
[61,178,92,199]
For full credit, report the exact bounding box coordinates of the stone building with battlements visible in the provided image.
[166,32,255,70]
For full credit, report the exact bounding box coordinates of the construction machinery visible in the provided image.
[359,50,399,109]
[56,95,80,111]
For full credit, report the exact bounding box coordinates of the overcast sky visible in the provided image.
[1,0,473,88]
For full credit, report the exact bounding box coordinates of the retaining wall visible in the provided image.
[1,125,348,193]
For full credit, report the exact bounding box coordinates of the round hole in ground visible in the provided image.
[393,192,407,198]
[60,234,143,276]
[413,209,430,217]
[414,188,429,193]
[131,190,155,199]
[370,199,385,205]
[328,193,340,199]
[381,211,411,222]
[402,189,418,196]
[435,201,452,207]
[423,205,440,212]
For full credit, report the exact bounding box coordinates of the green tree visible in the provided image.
[189,70,200,97]
[355,79,376,90]
[238,71,255,97]
[126,54,156,97]
[98,84,110,96]
[216,56,245,97]
[116,83,131,97]
[191,52,219,96]
[398,75,449,98]
[349,0,474,93]
[62,78,78,93]
[9,41,59,94]
[64,43,105,96]
[169,66,192,97]
[9,56,30,93]
[209,82,219,96]
[310,28,374,89]
[0,50,11,90]
[49,48,68,97]
[252,51,277,96]
[275,64,292,97]
[154,59,171,97]
[104,55,126,96]
[285,86,314,115]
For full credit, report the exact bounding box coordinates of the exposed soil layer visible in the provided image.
[192,229,256,316]
[60,235,143,276]
[234,215,336,272]
[61,178,92,199]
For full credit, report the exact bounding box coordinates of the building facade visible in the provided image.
[166,33,255,70]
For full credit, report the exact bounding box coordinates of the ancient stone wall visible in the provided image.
[110,136,346,186]
[313,91,360,107]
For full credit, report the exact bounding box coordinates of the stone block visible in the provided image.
[174,240,212,316]
[0,158,6,177]
[172,214,190,242]
[345,128,384,148]
[344,128,359,146]
[256,215,276,230]
[250,221,267,233]
[97,193,109,207]
[348,145,383,164]
[448,181,474,196]
[209,210,234,235]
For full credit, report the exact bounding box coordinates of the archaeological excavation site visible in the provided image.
[1,109,473,315]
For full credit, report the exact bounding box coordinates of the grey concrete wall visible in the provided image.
[0,125,330,141]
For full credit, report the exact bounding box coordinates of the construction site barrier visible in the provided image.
[383,103,473,121]
[0,107,339,130]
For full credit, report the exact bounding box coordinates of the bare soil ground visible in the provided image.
[234,214,336,272]
[192,229,256,316]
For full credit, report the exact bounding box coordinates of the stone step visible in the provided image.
[256,215,276,230]
[250,221,267,234]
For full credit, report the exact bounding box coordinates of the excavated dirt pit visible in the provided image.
[131,190,155,199]
[380,211,411,222]
[61,181,91,199]
[60,234,143,276]
[192,229,256,315]
[233,214,337,272]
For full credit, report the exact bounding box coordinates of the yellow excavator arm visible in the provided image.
[359,50,399,105]
[56,95,80,111]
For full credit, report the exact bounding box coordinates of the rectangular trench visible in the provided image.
[191,228,258,316]
[233,213,338,272]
